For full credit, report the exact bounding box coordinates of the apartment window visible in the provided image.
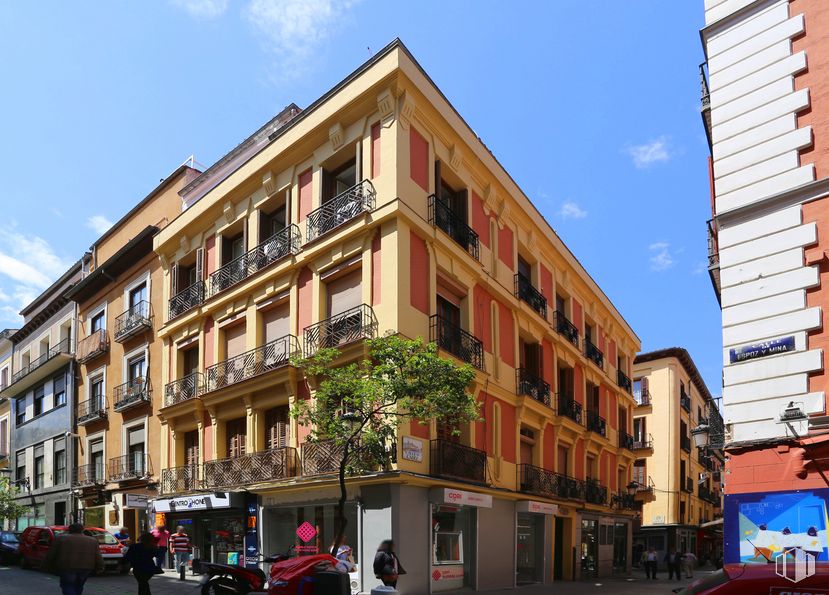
[128,425,146,475]
[557,445,569,476]
[15,397,25,425]
[0,367,7,390]
[633,418,645,442]
[90,438,104,482]
[15,450,25,484]
[633,460,646,486]
[223,233,245,267]
[184,430,199,466]
[226,418,247,457]
[262,303,290,345]
[90,376,104,412]
[555,294,567,317]
[129,281,148,310]
[53,373,66,407]
[91,311,105,332]
[33,385,45,417]
[34,445,44,489]
[0,417,7,456]
[266,407,290,450]
[260,205,287,241]
[54,440,66,485]
[128,354,146,382]
[322,158,357,203]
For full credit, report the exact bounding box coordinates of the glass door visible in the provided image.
[516,513,544,584]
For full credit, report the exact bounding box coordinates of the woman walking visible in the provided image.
[125,533,162,595]
[373,540,406,588]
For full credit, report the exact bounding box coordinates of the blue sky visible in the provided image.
[0,1,722,393]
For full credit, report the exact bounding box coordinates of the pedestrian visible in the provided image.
[43,523,104,595]
[150,524,170,571]
[113,526,131,547]
[643,546,658,579]
[664,548,681,581]
[125,533,162,595]
[169,526,192,579]
[682,550,697,578]
[373,540,406,588]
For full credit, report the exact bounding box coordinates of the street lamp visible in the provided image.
[691,423,710,449]
[626,481,638,496]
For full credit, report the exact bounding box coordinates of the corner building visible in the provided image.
[153,40,640,592]
[702,0,829,565]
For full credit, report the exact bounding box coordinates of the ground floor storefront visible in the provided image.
[13,490,71,530]
[578,512,633,578]
[77,485,154,538]
[634,524,703,567]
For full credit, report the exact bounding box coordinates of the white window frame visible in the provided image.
[87,301,108,333]
[0,413,9,454]
[85,429,106,468]
[87,365,106,402]
[35,330,51,358]
[123,344,149,383]
[123,271,151,313]
[121,415,149,457]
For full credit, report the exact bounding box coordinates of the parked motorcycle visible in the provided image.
[195,549,291,595]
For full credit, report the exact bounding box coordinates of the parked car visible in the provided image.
[674,561,829,594]
[19,526,125,572]
[0,531,20,564]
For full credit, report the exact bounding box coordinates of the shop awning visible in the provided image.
[700,518,723,529]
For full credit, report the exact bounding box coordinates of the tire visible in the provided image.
[201,577,238,595]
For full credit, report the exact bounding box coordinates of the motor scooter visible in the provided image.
[194,547,293,594]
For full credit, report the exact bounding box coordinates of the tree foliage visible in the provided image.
[0,477,28,524]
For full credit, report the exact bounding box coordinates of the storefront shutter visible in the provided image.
[326,269,362,317]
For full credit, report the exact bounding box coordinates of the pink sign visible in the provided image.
[296,522,317,543]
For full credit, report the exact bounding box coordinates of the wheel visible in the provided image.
[201,577,238,595]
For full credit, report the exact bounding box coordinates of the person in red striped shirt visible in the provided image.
[169,526,191,580]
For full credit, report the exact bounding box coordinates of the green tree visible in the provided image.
[291,334,479,556]
[0,476,28,526]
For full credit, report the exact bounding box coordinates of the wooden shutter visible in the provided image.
[195,248,204,281]
[267,407,290,450]
[434,160,441,198]
[171,262,178,296]
[641,376,649,394]
[227,418,246,457]
[326,269,362,317]
[185,431,199,466]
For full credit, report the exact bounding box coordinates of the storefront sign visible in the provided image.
[729,336,795,364]
[516,500,558,515]
[295,521,319,554]
[244,496,259,569]
[402,436,423,462]
[125,494,148,509]
[431,565,465,591]
[153,493,231,512]
[435,488,492,508]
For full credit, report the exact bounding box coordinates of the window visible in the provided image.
[90,438,104,482]
[33,385,45,417]
[53,373,66,407]
[0,417,7,456]
[555,294,567,317]
[184,430,199,467]
[90,311,105,332]
[34,447,44,489]
[54,442,66,485]
[226,418,247,457]
[557,445,569,476]
[128,425,146,475]
[266,407,290,450]
[128,354,146,381]
[15,397,25,425]
[129,282,148,309]
[0,367,7,390]
[16,450,25,484]
[90,376,104,411]
[633,460,646,486]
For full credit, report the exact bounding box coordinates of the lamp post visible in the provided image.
[626,481,638,496]
[691,423,710,449]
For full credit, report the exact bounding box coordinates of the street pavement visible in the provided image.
[0,563,705,594]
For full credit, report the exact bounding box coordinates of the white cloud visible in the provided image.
[649,241,676,272]
[171,0,229,18]
[558,201,587,220]
[692,261,707,275]
[245,0,360,79]
[626,136,672,169]
[86,215,114,235]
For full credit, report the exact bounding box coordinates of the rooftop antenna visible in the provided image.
[367,46,372,57]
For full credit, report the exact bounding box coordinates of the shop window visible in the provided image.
[33,385,45,417]
[53,373,66,407]
[432,504,475,590]
[581,519,598,578]
[266,407,290,450]
[264,503,357,560]
[516,513,544,584]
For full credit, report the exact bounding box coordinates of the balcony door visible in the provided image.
[633,418,645,443]
[184,430,199,466]
[260,205,287,242]
[436,294,462,356]
[587,383,599,414]
[557,365,574,399]
[223,323,247,384]
[226,418,247,458]
[520,340,541,376]
[324,269,362,347]
[90,438,104,482]
[266,407,290,450]
[129,282,148,311]
[633,460,646,486]
[557,445,569,477]
[128,425,145,476]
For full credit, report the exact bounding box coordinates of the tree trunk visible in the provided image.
[331,441,350,557]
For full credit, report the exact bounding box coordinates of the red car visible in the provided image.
[676,562,829,594]
[18,526,125,572]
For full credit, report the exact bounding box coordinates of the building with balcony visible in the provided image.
[631,349,724,565]
[700,0,829,565]
[64,164,199,534]
[0,328,16,520]
[149,40,640,590]
[0,263,81,529]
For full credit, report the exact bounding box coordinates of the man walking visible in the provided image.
[664,548,681,581]
[150,524,170,571]
[169,526,191,580]
[43,523,104,595]
[643,546,658,579]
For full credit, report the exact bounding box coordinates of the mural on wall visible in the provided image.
[724,489,829,564]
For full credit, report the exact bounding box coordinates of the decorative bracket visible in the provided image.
[329,122,344,152]
[377,89,395,122]
[263,171,278,197]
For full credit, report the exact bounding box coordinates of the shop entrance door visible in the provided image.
[516,513,544,584]
[554,517,564,581]
[581,519,598,578]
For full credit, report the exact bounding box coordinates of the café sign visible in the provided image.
[729,336,795,364]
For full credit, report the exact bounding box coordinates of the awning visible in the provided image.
[700,518,723,529]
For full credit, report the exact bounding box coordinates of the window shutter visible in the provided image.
[195,248,204,281]
[171,262,178,296]
[642,376,649,395]
[434,160,441,197]
[321,168,332,203]
[354,140,362,182]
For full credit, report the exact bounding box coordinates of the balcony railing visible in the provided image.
[301,440,345,476]
[160,464,202,494]
[430,439,487,484]
[617,370,632,393]
[680,391,691,412]
[76,330,109,364]
[113,377,150,412]
[557,393,583,424]
[204,447,298,487]
[586,410,607,437]
[304,305,377,356]
[108,453,151,482]
[633,433,654,450]
[73,463,105,487]
[613,491,637,510]
[114,301,153,342]
[206,335,300,394]
[698,485,716,503]
[585,479,608,506]
[584,339,603,368]
[554,312,579,348]
[307,180,376,243]
[516,368,550,406]
[634,386,651,406]
[77,396,107,426]
[169,281,204,320]
[514,273,547,318]
[208,225,301,297]
[517,464,587,500]
[11,338,71,385]
[428,194,480,261]
[430,315,484,371]
[618,430,634,450]
[164,372,204,407]
[707,218,721,298]
[681,435,691,452]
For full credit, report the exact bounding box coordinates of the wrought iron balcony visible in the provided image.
[113,377,150,412]
[680,390,691,412]
[681,435,691,452]
[635,386,651,406]
[114,301,152,342]
[585,478,608,505]
[516,368,550,406]
[514,273,547,318]
[517,464,585,501]
[163,372,204,407]
[633,433,654,450]
[76,330,109,364]
[77,396,107,426]
[707,218,721,299]
[160,464,202,494]
[428,194,480,261]
[208,225,301,297]
[429,314,484,371]
[430,439,487,484]
[557,393,583,424]
[73,463,106,487]
[612,491,637,510]
[108,454,151,482]
[586,410,607,437]
[301,440,345,476]
[306,180,376,243]
[617,370,632,393]
[584,339,603,368]
[554,311,579,348]
[204,447,298,487]
[11,337,72,385]
[698,484,714,503]
[206,335,300,393]
[618,430,634,450]
[169,281,204,320]
[304,305,377,356]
